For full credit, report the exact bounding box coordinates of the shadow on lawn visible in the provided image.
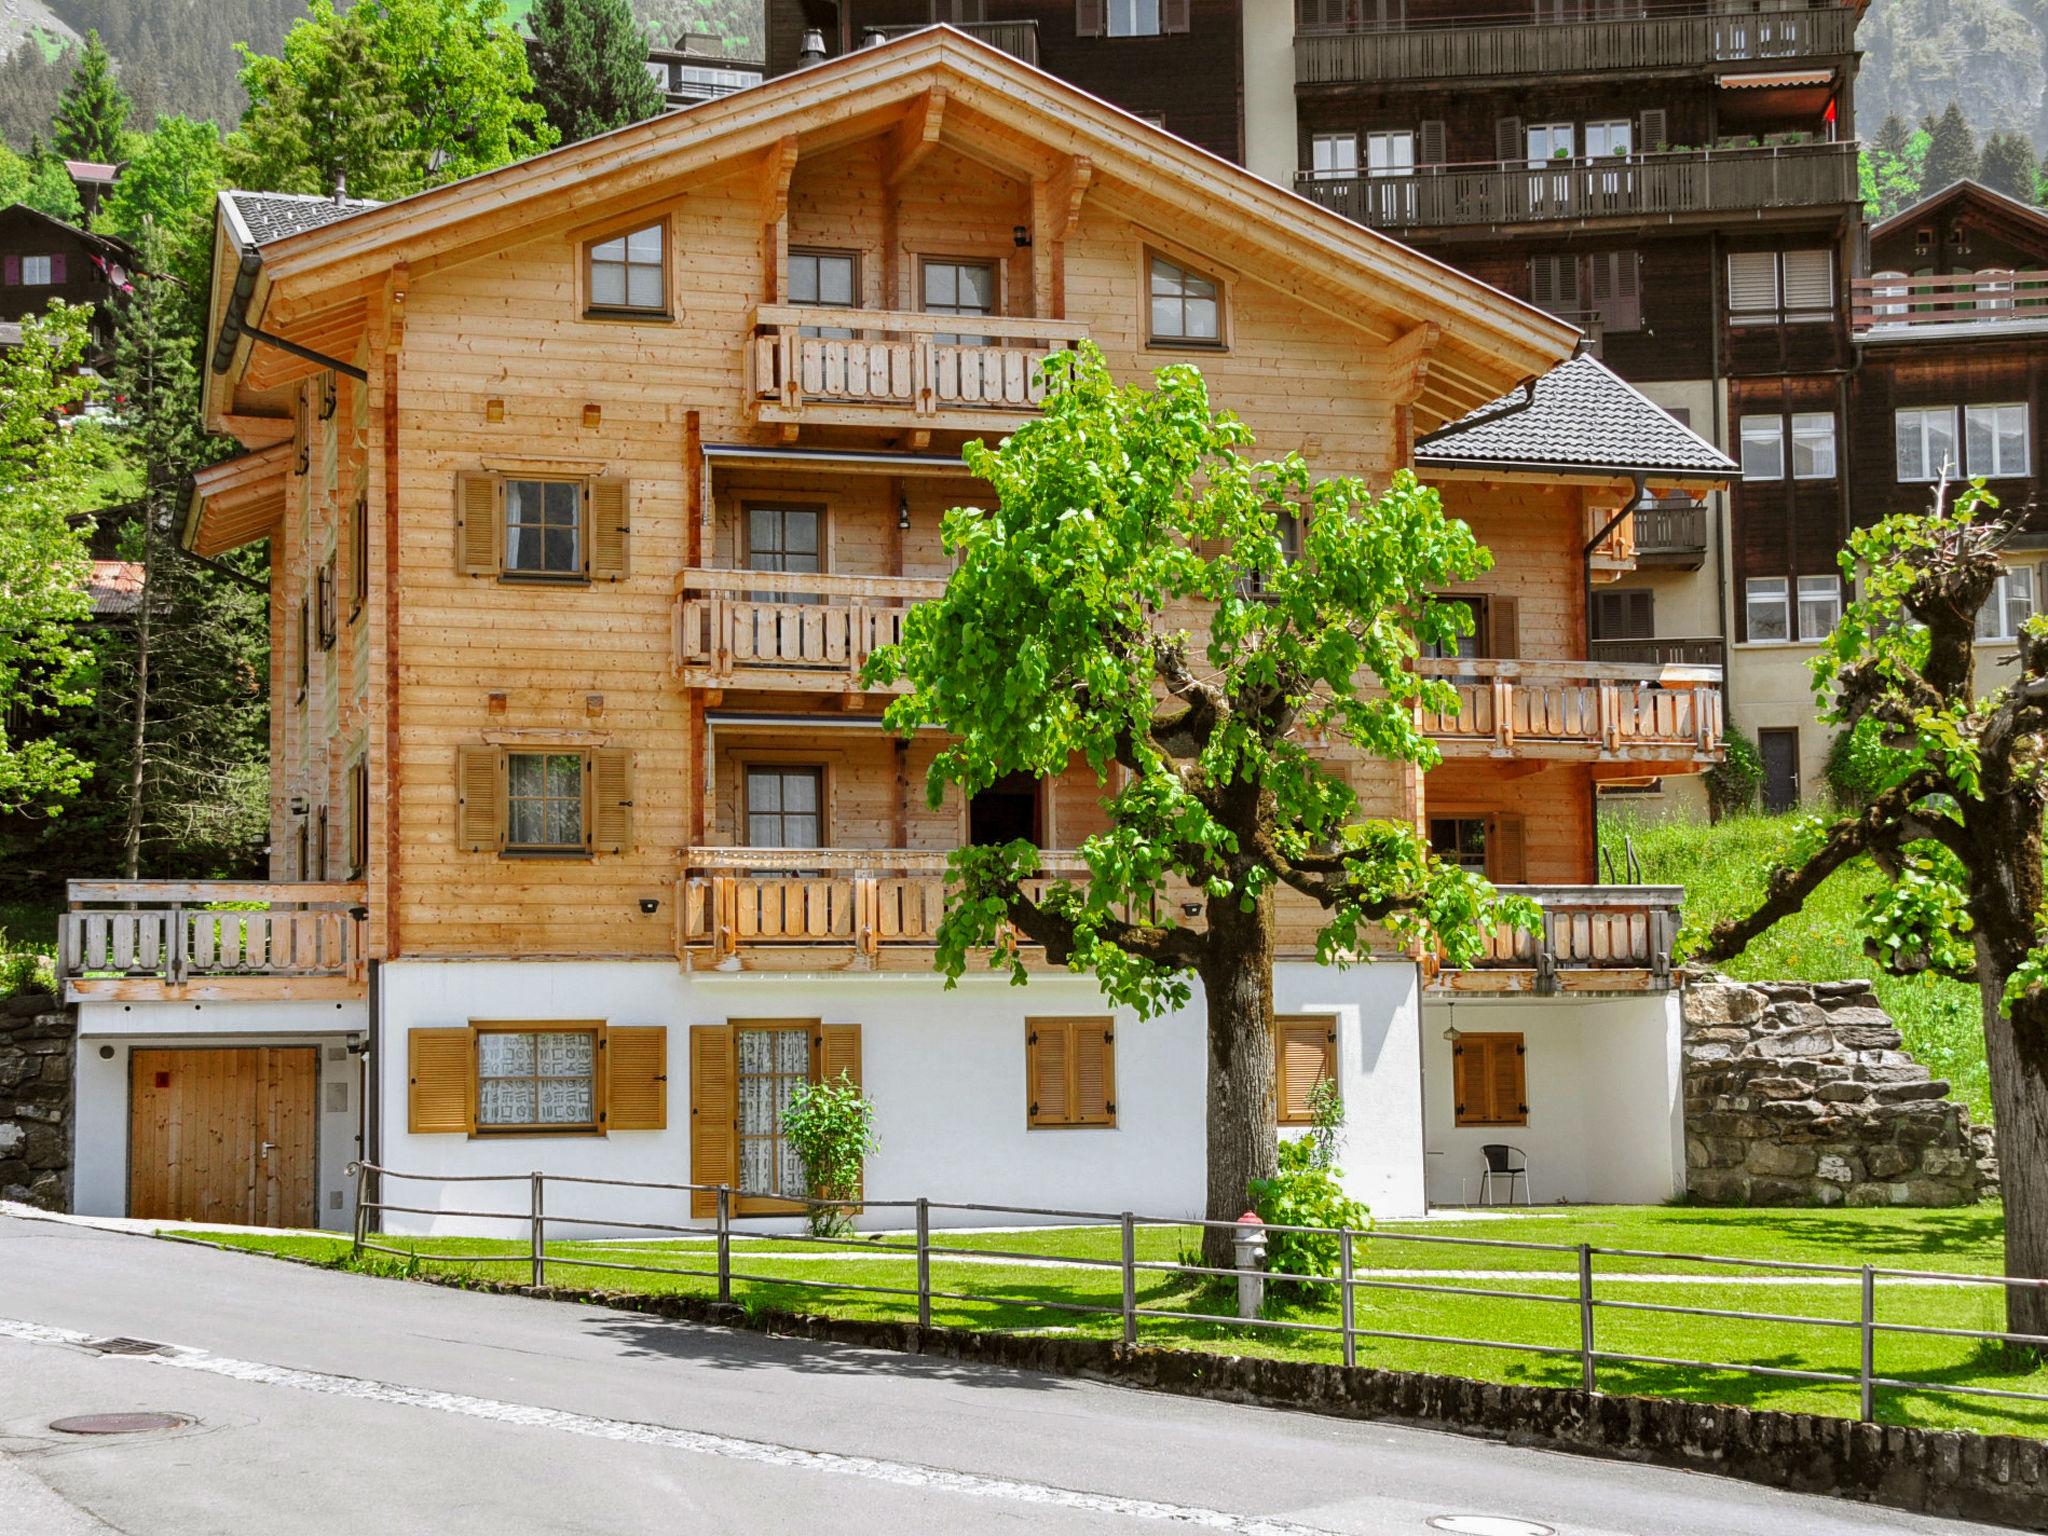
[1651,1206,2005,1266]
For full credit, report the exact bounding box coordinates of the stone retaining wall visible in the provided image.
[1684,977,1995,1206]
[0,990,74,1210]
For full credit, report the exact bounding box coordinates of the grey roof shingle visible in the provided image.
[225,190,385,247]
[1415,355,1737,478]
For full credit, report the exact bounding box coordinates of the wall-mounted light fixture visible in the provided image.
[1013,225,1032,248]
[897,494,912,530]
[288,795,310,816]
[1180,901,1202,918]
[639,898,661,915]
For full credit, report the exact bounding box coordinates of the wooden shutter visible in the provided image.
[1486,595,1519,659]
[589,477,630,580]
[1725,251,1778,314]
[608,1026,668,1130]
[1076,0,1106,35]
[1275,1015,1336,1126]
[689,1025,736,1217]
[49,252,65,284]
[352,495,369,609]
[1488,814,1527,885]
[591,748,634,854]
[1453,1032,1527,1126]
[1030,1017,1114,1126]
[1452,1037,1486,1126]
[1590,251,1640,332]
[1027,1020,1069,1125]
[819,1022,862,1087]
[408,1028,474,1134]
[456,744,502,853]
[1595,588,1654,639]
[1419,119,1447,167]
[1494,116,1523,164]
[1072,1021,1116,1125]
[1161,0,1191,32]
[347,757,368,875]
[1638,107,1667,151]
[456,473,501,575]
[1781,249,1833,315]
[1489,1034,1528,1123]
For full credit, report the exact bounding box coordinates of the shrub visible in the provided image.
[1705,724,1762,819]
[1824,718,1900,809]
[1250,1086,1369,1290]
[781,1072,878,1238]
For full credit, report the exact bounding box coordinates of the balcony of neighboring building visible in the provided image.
[1294,0,1861,91]
[58,880,368,1002]
[862,18,1039,66]
[645,35,764,106]
[1627,491,1710,567]
[1852,271,2048,341]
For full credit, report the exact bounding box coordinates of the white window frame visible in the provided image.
[1977,565,2036,642]
[1366,130,1415,177]
[1745,577,1790,643]
[20,254,53,286]
[1872,270,1908,317]
[1796,575,1841,642]
[1525,122,1574,166]
[1965,403,2029,479]
[1739,414,1784,481]
[1790,413,1836,481]
[1895,406,1958,484]
[1108,0,1161,36]
[1312,132,1359,180]
[1583,118,1631,158]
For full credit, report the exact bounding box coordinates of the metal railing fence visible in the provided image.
[347,1162,2048,1425]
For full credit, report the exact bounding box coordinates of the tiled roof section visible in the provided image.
[86,560,143,617]
[1415,355,1737,477]
[225,190,386,247]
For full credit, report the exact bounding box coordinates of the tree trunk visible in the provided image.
[1199,891,1278,1268]
[1980,966,2048,1342]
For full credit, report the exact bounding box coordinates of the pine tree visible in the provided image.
[22,137,82,222]
[1921,101,1980,197]
[529,0,667,145]
[1979,130,2036,202]
[50,31,131,164]
[1875,113,1912,158]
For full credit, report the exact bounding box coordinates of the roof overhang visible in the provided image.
[182,442,294,557]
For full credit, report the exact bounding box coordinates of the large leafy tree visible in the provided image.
[16,138,83,223]
[1694,483,2048,1336]
[229,0,556,202]
[528,0,667,145]
[866,347,1530,1261]
[50,30,131,165]
[0,304,97,817]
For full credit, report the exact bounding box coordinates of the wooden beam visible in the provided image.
[885,88,947,187]
[760,135,799,304]
[1051,154,1093,241]
[1371,321,1440,407]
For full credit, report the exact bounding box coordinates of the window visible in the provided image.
[506,751,586,852]
[455,474,628,582]
[1966,404,2029,479]
[969,771,1043,846]
[1739,414,1784,480]
[1790,413,1836,480]
[1366,129,1415,176]
[505,479,583,577]
[1745,577,1790,642]
[1147,253,1221,346]
[1796,575,1840,642]
[1108,0,1160,36]
[1895,407,1957,483]
[1423,594,1490,659]
[1429,817,1489,872]
[1977,566,2036,642]
[1311,133,1358,180]
[1780,249,1833,317]
[1872,270,1908,317]
[476,1025,600,1132]
[350,496,369,617]
[745,504,822,606]
[1452,1032,1526,1128]
[746,765,823,849]
[19,253,57,285]
[1727,250,1833,322]
[921,258,996,346]
[735,1022,818,1199]
[1726,250,1779,315]
[346,756,369,877]
[790,249,858,339]
[1275,1016,1336,1127]
[1026,1017,1116,1128]
[1583,118,1630,158]
[1528,254,1578,319]
[1525,122,1573,165]
[1593,588,1654,640]
[586,222,665,314]
[1976,270,2016,312]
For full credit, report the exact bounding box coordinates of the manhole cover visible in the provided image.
[85,1337,169,1357]
[49,1413,190,1436]
[1428,1519,1555,1536]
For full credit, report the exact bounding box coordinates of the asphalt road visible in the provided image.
[0,1211,2004,1535]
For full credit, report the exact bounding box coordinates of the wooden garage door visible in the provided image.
[129,1047,318,1228]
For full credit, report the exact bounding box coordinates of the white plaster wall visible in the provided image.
[374,957,1427,1237]
[1419,994,1683,1206]
[1240,0,1297,189]
[1726,640,1828,802]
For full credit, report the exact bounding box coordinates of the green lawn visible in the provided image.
[184,1203,2048,1440]
[1604,810,1993,1123]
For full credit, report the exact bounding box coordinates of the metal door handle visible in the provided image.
[260,1142,277,1156]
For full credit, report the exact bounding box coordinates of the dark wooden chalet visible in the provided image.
[0,203,137,364]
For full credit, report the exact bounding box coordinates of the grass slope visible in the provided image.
[1605,810,1992,1124]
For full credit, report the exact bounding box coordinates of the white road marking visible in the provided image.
[0,1317,1340,1535]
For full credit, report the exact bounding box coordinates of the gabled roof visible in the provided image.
[86,560,143,616]
[63,159,119,184]
[1871,178,2048,247]
[1415,355,1737,479]
[223,190,387,248]
[0,202,140,264]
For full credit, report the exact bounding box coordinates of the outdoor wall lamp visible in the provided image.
[898,495,912,530]
[1013,225,1032,248]
[639,898,661,915]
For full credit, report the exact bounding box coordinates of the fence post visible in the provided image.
[916,1196,932,1331]
[1120,1212,1137,1348]
[1860,1264,1876,1422]
[1577,1243,1597,1394]
[1339,1229,1357,1370]
[349,1161,369,1259]
[530,1171,545,1289]
[716,1184,732,1304]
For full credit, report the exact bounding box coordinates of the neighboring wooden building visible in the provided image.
[65,32,1728,1231]
[0,204,137,364]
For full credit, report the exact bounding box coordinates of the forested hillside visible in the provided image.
[1855,0,2048,145]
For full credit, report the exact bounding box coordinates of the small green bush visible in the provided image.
[1823,718,1901,809]
[782,1072,878,1238]
[1706,724,1762,819]
[1251,1083,1370,1292]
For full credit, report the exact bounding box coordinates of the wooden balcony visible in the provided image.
[1852,271,2048,336]
[1296,6,1857,88]
[1631,497,1710,569]
[1297,143,1859,234]
[870,19,1038,67]
[1430,885,1684,995]
[1588,636,1725,670]
[673,568,943,692]
[747,306,1087,431]
[1416,658,1722,766]
[59,881,368,1002]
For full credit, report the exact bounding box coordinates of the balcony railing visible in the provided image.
[673,568,944,691]
[60,880,367,999]
[748,306,1087,428]
[1852,271,2048,334]
[1298,143,1859,233]
[1588,636,1725,669]
[1296,6,1856,87]
[869,19,1038,67]
[1416,657,1722,764]
[1632,498,1709,567]
[1434,885,1683,991]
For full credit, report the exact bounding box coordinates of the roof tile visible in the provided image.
[225,190,385,247]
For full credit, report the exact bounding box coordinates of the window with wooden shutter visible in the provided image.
[408,1028,475,1134]
[1452,1032,1527,1127]
[1780,248,1834,318]
[1419,119,1446,167]
[1275,1015,1337,1126]
[589,478,630,580]
[1161,0,1191,32]
[346,756,369,876]
[1528,255,1578,318]
[591,748,634,855]
[818,1022,864,1207]
[689,1024,736,1217]
[1593,588,1655,640]
[350,495,369,617]
[1485,595,1519,660]
[296,597,309,698]
[608,1026,668,1130]
[1637,106,1667,151]
[1588,251,1641,333]
[456,744,503,853]
[1726,251,1779,315]
[1027,1017,1116,1127]
[1494,116,1523,164]
[456,473,501,575]
[1488,816,1527,885]
[1076,0,1106,34]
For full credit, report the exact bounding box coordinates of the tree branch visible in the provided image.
[999,882,1206,970]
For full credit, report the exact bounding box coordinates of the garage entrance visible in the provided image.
[128,1046,318,1227]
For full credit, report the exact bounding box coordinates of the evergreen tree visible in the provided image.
[529,0,667,145]
[22,138,82,222]
[1875,113,1912,158]
[50,31,131,165]
[1921,101,1980,196]
[0,39,73,155]
[1979,130,2036,202]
